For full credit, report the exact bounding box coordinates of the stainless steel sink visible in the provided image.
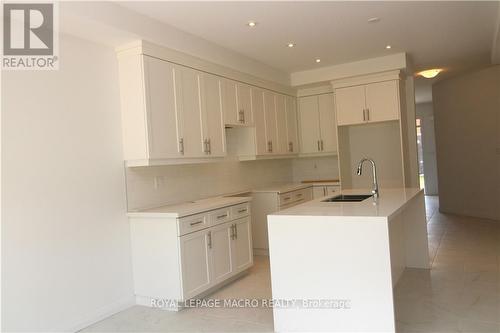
[322,194,373,202]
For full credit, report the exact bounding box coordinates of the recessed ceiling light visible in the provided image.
[386,45,392,49]
[368,17,380,23]
[247,21,257,27]
[287,42,295,48]
[417,69,442,79]
[315,58,321,63]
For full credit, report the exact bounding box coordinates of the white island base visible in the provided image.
[268,188,429,333]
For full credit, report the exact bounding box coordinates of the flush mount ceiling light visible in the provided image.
[287,42,295,48]
[368,17,380,23]
[315,58,321,63]
[385,45,392,49]
[247,21,257,27]
[418,69,442,79]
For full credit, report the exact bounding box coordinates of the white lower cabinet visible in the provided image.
[232,217,253,272]
[209,222,233,285]
[180,229,212,299]
[129,201,253,308]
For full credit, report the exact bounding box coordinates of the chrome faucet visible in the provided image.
[356,158,379,198]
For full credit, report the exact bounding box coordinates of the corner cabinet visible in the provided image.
[297,93,337,155]
[129,201,253,308]
[117,54,226,166]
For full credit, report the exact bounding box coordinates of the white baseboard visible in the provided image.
[59,294,135,332]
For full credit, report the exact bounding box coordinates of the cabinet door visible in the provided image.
[236,83,253,125]
[285,96,299,154]
[251,88,268,155]
[143,56,182,159]
[199,73,226,157]
[318,93,337,153]
[232,217,253,273]
[222,79,238,125]
[298,95,321,154]
[174,66,204,157]
[335,85,366,126]
[365,80,400,123]
[263,91,278,154]
[180,229,212,299]
[312,186,326,199]
[210,222,234,284]
[275,94,288,154]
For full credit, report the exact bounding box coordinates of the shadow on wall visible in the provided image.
[432,65,500,221]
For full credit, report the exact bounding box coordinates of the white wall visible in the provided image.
[416,102,439,195]
[2,35,134,331]
[291,156,340,183]
[126,159,294,211]
[433,65,500,220]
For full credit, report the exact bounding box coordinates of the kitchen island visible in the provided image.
[267,188,429,333]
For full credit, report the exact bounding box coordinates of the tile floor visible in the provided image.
[82,196,500,333]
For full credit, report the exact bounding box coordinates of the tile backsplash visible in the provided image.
[292,155,340,182]
[126,159,294,210]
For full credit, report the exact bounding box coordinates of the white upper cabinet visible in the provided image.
[118,53,229,165]
[199,73,226,157]
[335,85,366,126]
[364,80,400,123]
[285,96,299,154]
[275,94,288,154]
[263,91,278,154]
[142,56,182,159]
[222,79,253,126]
[298,96,321,154]
[251,88,269,155]
[236,83,253,125]
[298,93,337,154]
[173,66,205,158]
[335,80,400,126]
[318,94,337,153]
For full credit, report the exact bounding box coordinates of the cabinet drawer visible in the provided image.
[178,213,208,236]
[293,188,312,202]
[325,186,340,196]
[279,192,294,206]
[231,203,250,219]
[209,207,232,226]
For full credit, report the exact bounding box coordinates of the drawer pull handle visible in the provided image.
[237,208,247,213]
[217,214,228,219]
[296,193,303,197]
[284,197,291,201]
[190,220,203,226]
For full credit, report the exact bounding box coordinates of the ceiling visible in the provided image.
[119,1,499,75]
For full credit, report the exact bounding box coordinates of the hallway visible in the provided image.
[395,196,500,332]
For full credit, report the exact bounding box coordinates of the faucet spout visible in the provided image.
[356,158,379,198]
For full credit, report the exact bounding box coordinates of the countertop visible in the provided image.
[252,183,312,194]
[271,188,423,219]
[127,196,251,218]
